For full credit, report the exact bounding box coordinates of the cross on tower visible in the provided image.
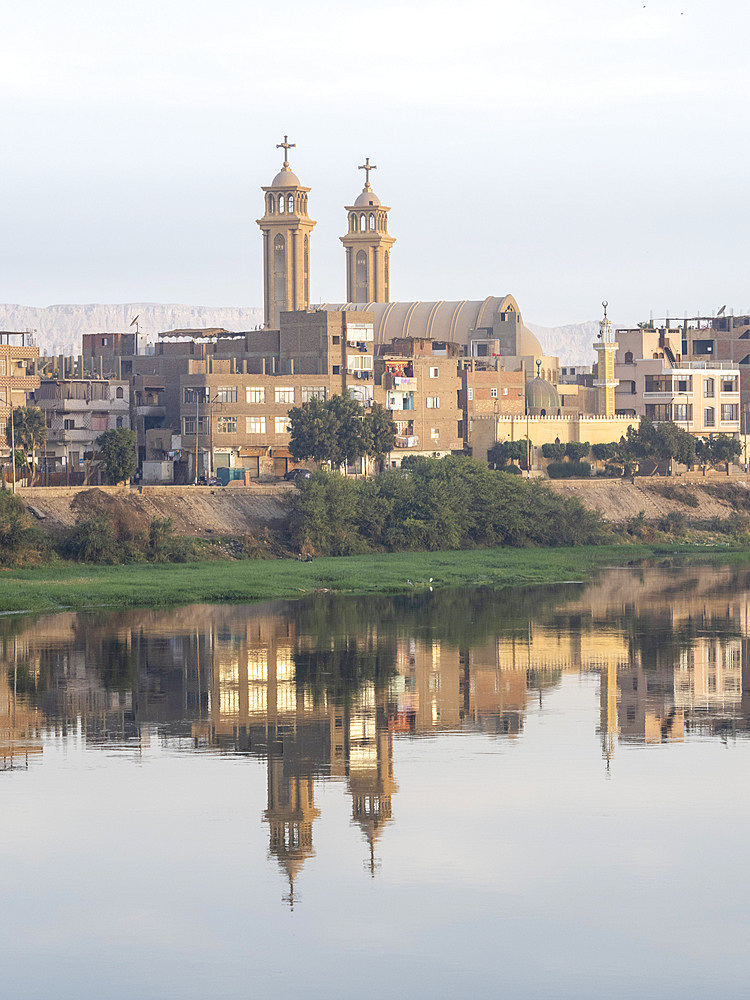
[358,157,377,188]
[277,135,295,167]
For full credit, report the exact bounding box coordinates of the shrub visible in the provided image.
[547,461,591,479]
[0,491,47,565]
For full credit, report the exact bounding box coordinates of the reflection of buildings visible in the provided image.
[5,564,750,887]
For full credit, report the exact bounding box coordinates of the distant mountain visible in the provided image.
[0,303,264,357]
[0,302,599,368]
[527,320,600,368]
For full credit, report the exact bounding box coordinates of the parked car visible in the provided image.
[284,468,312,481]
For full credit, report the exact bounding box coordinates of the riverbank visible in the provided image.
[0,543,745,616]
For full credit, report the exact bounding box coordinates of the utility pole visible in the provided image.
[10,406,16,494]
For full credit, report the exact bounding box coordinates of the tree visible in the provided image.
[696,434,742,471]
[488,440,528,468]
[565,441,590,462]
[96,428,137,484]
[630,418,695,473]
[363,403,397,462]
[6,407,47,485]
[289,393,388,470]
[541,442,566,461]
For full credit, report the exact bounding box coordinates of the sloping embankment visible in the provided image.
[17,484,296,538]
[547,477,750,524]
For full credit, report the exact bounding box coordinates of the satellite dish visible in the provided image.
[717,305,726,316]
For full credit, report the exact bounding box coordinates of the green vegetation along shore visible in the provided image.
[0,543,744,616]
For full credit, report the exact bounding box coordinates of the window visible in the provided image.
[301,386,326,403]
[287,194,294,213]
[0,359,5,376]
[332,365,340,375]
[246,386,266,404]
[503,387,508,395]
[360,213,366,230]
[429,367,439,379]
[722,404,739,422]
[467,387,473,401]
[369,213,375,231]
[64,419,75,430]
[624,351,634,364]
[278,194,284,213]
[275,416,291,434]
[246,416,266,435]
[430,427,440,441]
[490,387,498,398]
[722,377,738,393]
[675,378,691,393]
[332,335,340,345]
[216,416,237,434]
[704,377,715,398]
[116,416,124,428]
[268,195,274,214]
[275,387,295,404]
[347,354,373,371]
[673,403,691,423]
[704,407,715,427]
[184,386,210,404]
[351,213,357,232]
[216,386,237,404]
[426,396,440,408]
[115,386,124,399]
[182,416,209,435]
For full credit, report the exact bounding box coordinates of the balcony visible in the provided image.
[394,435,419,448]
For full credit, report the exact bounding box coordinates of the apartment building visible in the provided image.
[0,333,41,460]
[29,377,130,482]
[614,327,740,436]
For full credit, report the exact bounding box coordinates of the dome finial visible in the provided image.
[536,358,542,377]
[602,299,608,319]
[358,156,377,191]
[276,134,296,169]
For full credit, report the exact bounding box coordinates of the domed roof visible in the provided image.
[516,324,544,357]
[271,165,301,188]
[354,186,381,207]
[525,376,560,414]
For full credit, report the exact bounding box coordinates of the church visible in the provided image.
[256,136,560,384]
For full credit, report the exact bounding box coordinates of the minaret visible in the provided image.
[593,300,619,416]
[340,158,396,304]
[256,136,316,329]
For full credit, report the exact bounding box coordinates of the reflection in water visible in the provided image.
[2,562,750,895]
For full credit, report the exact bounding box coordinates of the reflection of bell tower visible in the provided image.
[346,684,397,874]
[341,158,395,304]
[257,135,316,329]
[264,756,320,905]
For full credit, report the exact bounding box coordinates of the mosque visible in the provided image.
[256,136,560,386]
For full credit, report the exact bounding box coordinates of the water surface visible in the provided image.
[2,563,749,999]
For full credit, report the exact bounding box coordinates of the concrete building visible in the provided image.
[0,332,41,467]
[613,326,740,437]
[29,376,130,483]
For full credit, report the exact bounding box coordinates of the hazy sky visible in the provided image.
[2,0,748,326]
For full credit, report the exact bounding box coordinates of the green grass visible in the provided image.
[2,541,749,616]
[0,543,711,615]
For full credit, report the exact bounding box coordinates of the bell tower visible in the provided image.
[257,136,316,329]
[341,158,395,304]
[593,300,619,416]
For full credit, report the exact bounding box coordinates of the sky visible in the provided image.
[1,0,749,327]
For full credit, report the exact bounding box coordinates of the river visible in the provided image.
[1,562,748,999]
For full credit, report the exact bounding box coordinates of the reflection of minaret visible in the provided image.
[346,683,397,874]
[599,658,619,770]
[264,754,320,906]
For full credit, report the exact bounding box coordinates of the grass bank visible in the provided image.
[1,542,738,616]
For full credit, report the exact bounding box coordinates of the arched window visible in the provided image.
[369,213,375,231]
[115,386,124,399]
[278,194,284,213]
[287,193,294,213]
[360,213,366,231]
[624,351,633,363]
[356,250,367,303]
[274,234,286,305]
[351,213,357,232]
[268,195,274,214]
